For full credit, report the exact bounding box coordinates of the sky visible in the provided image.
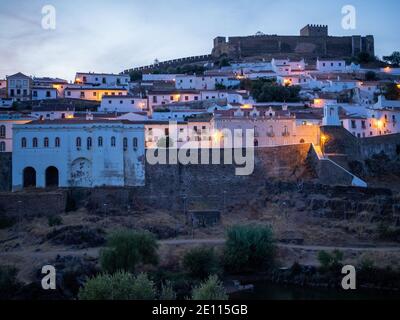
[0,0,399,81]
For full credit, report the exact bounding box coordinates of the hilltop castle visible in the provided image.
[212,24,374,60]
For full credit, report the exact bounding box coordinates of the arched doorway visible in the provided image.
[45,166,59,188]
[23,167,36,188]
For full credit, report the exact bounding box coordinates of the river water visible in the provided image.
[230,282,400,300]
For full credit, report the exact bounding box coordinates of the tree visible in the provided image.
[159,281,176,300]
[224,225,275,273]
[156,137,174,148]
[0,266,22,300]
[384,83,400,100]
[192,275,228,300]
[183,247,220,279]
[383,51,400,67]
[365,71,378,81]
[78,272,156,300]
[317,250,344,271]
[100,230,158,274]
[250,81,301,103]
[129,71,143,82]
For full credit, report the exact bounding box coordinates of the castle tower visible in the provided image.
[323,105,341,126]
[300,24,328,37]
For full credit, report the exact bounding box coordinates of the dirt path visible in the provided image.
[1,239,400,260]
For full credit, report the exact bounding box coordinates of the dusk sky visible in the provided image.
[0,0,399,81]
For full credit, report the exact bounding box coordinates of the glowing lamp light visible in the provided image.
[384,67,392,73]
[397,84,400,89]
[376,120,383,129]
[241,104,252,110]
[213,131,223,143]
[65,114,74,119]
[321,134,329,144]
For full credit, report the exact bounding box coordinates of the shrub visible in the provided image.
[317,250,344,270]
[48,215,63,227]
[224,225,275,273]
[78,272,156,300]
[192,275,228,300]
[183,247,220,279]
[0,266,21,299]
[159,281,176,300]
[100,230,158,274]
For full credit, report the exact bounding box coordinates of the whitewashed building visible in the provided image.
[64,86,128,101]
[316,59,346,73]
[32,87,58,100]
[12,120,145,190]
[75,72,129,87]
[99,95,148,113]
[7,73,32,102]
[0,112,35,152]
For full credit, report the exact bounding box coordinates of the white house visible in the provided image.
[142,74,180,82]
[0,112,35,153]
[12,119,145,190]
[32,87,58,100]
[30,106,75,120]
[99,95,148,113]
[175,75,240,90]
[7,72,32,102]
[147,90,201,110]
[75,72,129,87]
[64,86,128,101]
[316,59,346,73]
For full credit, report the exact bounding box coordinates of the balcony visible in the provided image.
[282,132,290,137]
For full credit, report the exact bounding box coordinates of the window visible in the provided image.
[102,77,106,84]
[46,91,51,98]
[185,96,189,101]
[0,141,5,152]
[361,121,366,129]
[0,125,5,138]
[76,137,82,149]
[153,96,157,103]
[123,137,128,151]
[67,91,71,96]
[351,120,356,129]
[131,100,135,104]
[111,136,116,147]
[33,91,38,97]
[98,136,103,147]
[44,137,49,148]
[10,89,15,97]
[133,137,138,149]
[80,92,85,98]
[87,137,92,150]
[21,137,27,148]
[55,137,60,147]
[120,100,123,104]
[93,92,97,97]
[108,100,112,104]
[33,138,38,148]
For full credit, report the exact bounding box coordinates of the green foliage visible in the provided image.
[183,247,220,279]
[191,275,228,300]
[129,71,143,81]
[317,250,344,270]
[78,272,156,300]
[250,79,301,102]
[352,52,376,64]
[0,266,21,299]
[384,83,400,101]
[224,225,275,273]
[383,51,400,67]
[159,281,177,300]
[48,215,63,227]
[215,83,227,90]
[100,230,158,274]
